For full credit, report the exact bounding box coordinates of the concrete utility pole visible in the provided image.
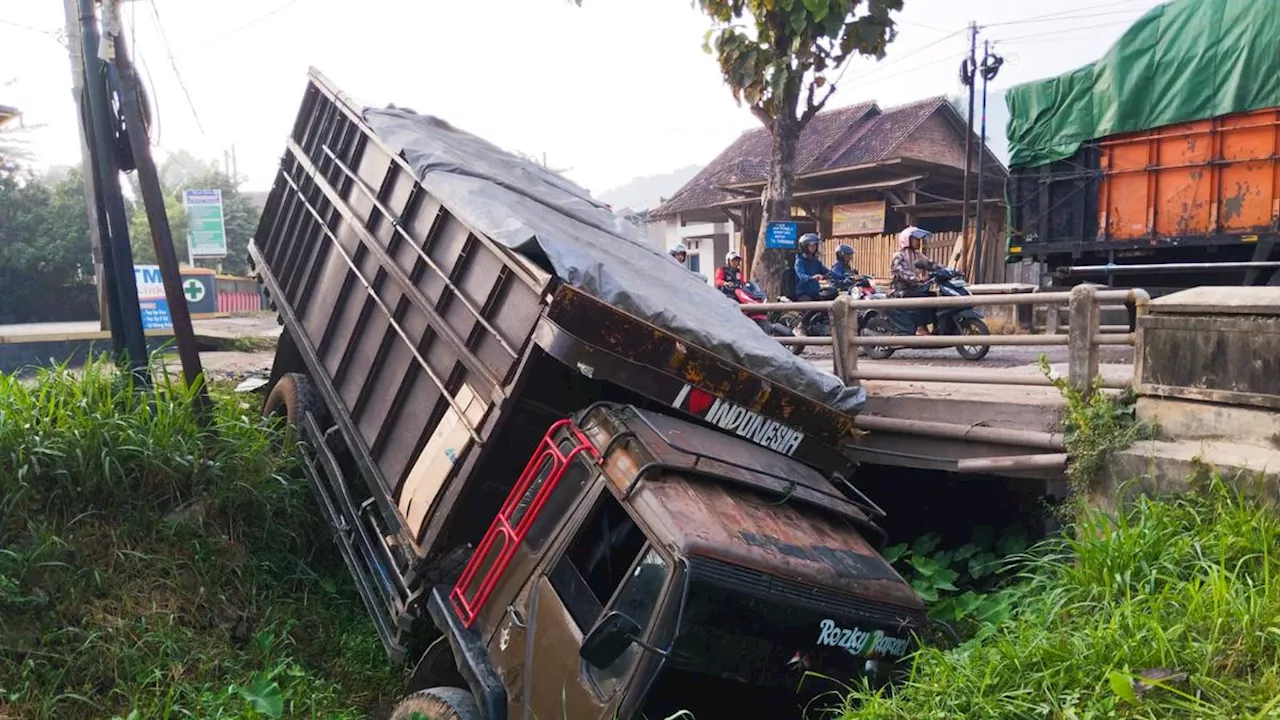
[960,22,978,242]
[61,0,110,331]
[101,0,211,415]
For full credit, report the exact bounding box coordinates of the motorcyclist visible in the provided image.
[889,226,937,334]
[829,243,857,289]
[715,250,745,295]
[669,243,689,265]
[793,232,831,329]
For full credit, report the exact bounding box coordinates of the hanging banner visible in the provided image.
[831,201,886,236]
[134,265,172,330]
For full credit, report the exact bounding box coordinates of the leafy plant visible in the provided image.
[842,476,1280,719]
[884,526,1031,635]
[1039,355,1155,494]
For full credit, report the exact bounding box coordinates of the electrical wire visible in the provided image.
[839,24,969,86]
[147,0,204,135]
[993,19,1140,45]
[171,0,301,59]
[983,0,1154,28]
[985,8,1147,29]
[0,17,60,39]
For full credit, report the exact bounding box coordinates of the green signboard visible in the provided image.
[183,189,228,258]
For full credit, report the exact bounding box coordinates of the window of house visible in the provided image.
[687,253,700,274]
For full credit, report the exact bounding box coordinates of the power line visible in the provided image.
[146,0,204,134]
[172,0,300,58]
[840,24,969,85]
[0,17,62,39]
[992,19,1140,45]
[982,0,1153,28]
[984,8,1147,29]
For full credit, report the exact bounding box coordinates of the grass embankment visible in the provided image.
[843,478,1280,719]
[0,362,398,719]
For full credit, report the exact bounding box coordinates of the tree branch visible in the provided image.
[799,82,837,126]
[750,103,772,127]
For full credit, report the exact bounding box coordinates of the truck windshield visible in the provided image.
[642,576,912,719]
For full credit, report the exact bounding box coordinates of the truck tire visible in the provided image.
[389,687,480,720]
[263,373,328,441]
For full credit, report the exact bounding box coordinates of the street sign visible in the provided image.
[134,265,172,330]
[765,221,798,249]
[183,189,228,258]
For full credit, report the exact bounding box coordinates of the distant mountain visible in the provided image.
[597,164,703,213]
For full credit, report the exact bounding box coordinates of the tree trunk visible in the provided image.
[752,118,799,301]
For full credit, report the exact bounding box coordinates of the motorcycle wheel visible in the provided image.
[779,312,806,356]
[955,317,991,361]
[861,316,895,360]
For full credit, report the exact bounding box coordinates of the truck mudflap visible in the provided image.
[295,411,418,662]
[539,284,858,477]
[426,587,508,720]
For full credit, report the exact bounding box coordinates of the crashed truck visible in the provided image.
[250,68,923,720]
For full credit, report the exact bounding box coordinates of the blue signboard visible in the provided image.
[765,221,798,249]
[139,298,172,330]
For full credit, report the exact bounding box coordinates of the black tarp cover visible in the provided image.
[363,107,866,414]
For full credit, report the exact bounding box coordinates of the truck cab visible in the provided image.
[402,403,923,720]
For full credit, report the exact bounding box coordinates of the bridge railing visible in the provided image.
[745,286,1151,394]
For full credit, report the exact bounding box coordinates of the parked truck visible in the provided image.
[1005,0,1280,293]
[251,69,924,720]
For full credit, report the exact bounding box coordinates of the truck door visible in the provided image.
[520,487,672,719]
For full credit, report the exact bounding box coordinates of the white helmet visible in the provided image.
[725,250,742,264]
[669,243,688,258]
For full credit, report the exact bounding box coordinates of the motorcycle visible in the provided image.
[858,262,991,361]
[776,276,848,356]
[727,282,798,347]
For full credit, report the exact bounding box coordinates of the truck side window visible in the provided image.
[586,547,669,698]
[524,457,592,552]
[547,492,645,633]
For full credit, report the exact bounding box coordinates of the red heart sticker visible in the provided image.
[686,387,715,416]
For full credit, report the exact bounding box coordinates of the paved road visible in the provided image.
[802,343,1134,369]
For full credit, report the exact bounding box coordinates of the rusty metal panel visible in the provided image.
[1099,108,1280,242]
[253,76,549,539]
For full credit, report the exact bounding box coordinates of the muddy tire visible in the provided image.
[263,373,327,442]
[861,316,895,360]
[389,687,480,720]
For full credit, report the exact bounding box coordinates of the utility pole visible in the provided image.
[61,0,111,333]
[76,0,150,384]
[101,0,210,415]
[973,40,1004,284]
[959,22,978,246]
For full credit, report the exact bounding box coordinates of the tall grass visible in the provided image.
[841,477,1280,719]
[0,360,398,719]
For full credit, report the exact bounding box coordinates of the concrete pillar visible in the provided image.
[830,294,859,386]
[1068,283,1100,394]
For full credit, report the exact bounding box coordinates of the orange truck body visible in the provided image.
[1098,107,1280,242]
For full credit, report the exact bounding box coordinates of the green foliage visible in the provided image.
[842,478,1280,719]
[697,0,901,125]
[1040,356,1155,493]
[884,527,1030,635]
[0,360,397,719]
[129,151,261,276]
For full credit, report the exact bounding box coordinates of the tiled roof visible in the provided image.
[652,96,953,218]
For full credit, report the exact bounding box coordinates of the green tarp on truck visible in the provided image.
[1005,0,1280,169]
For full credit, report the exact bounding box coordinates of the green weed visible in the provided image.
[841,477,1280,719]
[0,359,398,719]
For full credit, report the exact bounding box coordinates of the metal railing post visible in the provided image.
[830,294,859,386]
[1068,284,1100,395]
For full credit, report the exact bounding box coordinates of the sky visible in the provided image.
[1,0,1168,197]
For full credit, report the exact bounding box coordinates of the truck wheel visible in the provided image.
[390,687,480,720]
[263,373,328,441]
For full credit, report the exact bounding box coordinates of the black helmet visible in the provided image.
[836,244,854,260]
[797,232,821,252]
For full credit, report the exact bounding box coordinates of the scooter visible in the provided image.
[777,276,851,342]
[727,282,799,348]
[858,262,991,361]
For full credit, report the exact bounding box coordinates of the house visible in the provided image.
[651,96,1007,284]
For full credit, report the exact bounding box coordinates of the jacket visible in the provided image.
[794,253,829,298]
[830,260,857,287]
[715,265,743,291]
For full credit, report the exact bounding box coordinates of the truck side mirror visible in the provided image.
[580,611,642,669]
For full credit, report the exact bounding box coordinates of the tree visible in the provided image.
[698,0,902,298]
[127,153,261,276]
[571,0,901,295]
